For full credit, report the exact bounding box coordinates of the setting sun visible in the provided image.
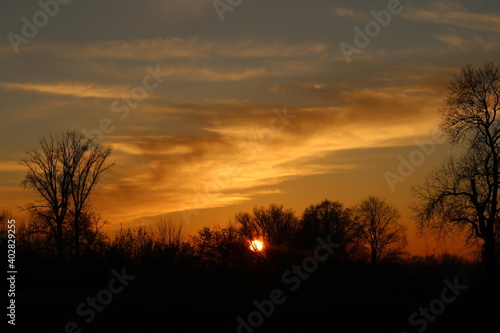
[249,239,264,252]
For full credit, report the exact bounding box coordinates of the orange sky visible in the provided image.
[1,0,498,259]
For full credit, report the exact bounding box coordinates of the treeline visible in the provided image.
[2,197,470,273]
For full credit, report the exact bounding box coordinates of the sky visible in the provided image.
[1,0,499,257]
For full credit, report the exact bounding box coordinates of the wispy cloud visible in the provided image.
[0,82,131,99]
[268,83,327,94]
[168,66,272,82]
[433,34,500,51]
[0,162,24,172]
[333,7,368,20]
[403,2,500,33]
[26,38,327,61]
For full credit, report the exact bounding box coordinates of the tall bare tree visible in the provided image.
[152,216,186,246]
[354,197,408,266]
[412,61,500,280]
[21,131,113,264]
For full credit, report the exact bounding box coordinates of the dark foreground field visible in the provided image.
[12,259,499,333]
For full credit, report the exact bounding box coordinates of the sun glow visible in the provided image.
[249,239,264,252]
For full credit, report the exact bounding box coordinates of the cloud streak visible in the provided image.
[19,38,327,61]
[403,2,500,33]
[0,82,131,99]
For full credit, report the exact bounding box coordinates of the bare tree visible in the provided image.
[235,204,299,247]
[412,61,500,280]
[190,224,249,269]
[113,226,153,267]
[21,131,113,264]
[354,197,408,266]
[152,216,186,246]
[148,217,187,265]
[300,199,363,261]
[78,211,109,259]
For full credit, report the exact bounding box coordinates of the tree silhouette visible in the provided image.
[151,217,189,266]
[235,203,299,248]
[412,61,500,280]
[190,224,249,269]
[0,210,12,244]
[112,226,153,267]
[354,197,408,266]
[300,199,363,261]
[152,216,186,246]
[21,131,113,264]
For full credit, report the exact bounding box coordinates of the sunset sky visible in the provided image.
[1,0,499,256]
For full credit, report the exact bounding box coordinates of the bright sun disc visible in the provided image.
[249,239,264,252]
